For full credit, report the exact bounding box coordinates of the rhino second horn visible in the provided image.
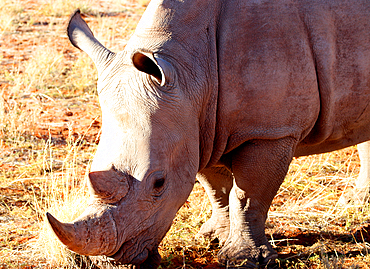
[88,170,129,203]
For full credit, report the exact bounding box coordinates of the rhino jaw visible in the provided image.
[46,207,118,256]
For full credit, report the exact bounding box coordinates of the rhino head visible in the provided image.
[46,9,211,266]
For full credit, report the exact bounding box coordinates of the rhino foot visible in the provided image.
[197,215,230,245]
[217,237,278,268]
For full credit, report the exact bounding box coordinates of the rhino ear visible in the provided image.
[132,51,174,86]
[67,10,114,73]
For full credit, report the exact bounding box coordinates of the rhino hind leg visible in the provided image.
[339,141,370,205]
[218,137,297,267]
[354,141,370,203]
[197,167,233,245]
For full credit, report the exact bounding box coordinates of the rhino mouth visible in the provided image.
[108,239,153,265]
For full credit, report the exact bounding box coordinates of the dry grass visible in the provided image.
[35,0,92,17]
[275,150,370,231]
[0,0,24,36]
[29,170,90,266]
[1,1,370,268]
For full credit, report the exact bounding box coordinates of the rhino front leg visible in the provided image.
[218,137,297,267]
[197,166,233,245]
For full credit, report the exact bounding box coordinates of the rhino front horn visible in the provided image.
[46,213,79,249]
[46,206,118,256]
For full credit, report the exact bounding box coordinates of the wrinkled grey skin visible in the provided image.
[47,0,370,268]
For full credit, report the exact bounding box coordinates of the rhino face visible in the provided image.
[47,10,199,265]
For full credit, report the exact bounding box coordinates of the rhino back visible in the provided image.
[213,0,370,159]
[296,0,370,155]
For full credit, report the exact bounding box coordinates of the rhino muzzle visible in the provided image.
[46,204,118,256]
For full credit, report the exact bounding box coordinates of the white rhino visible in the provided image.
[47,0,370,268]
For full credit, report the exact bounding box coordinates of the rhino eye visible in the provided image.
[154,177,165,189]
